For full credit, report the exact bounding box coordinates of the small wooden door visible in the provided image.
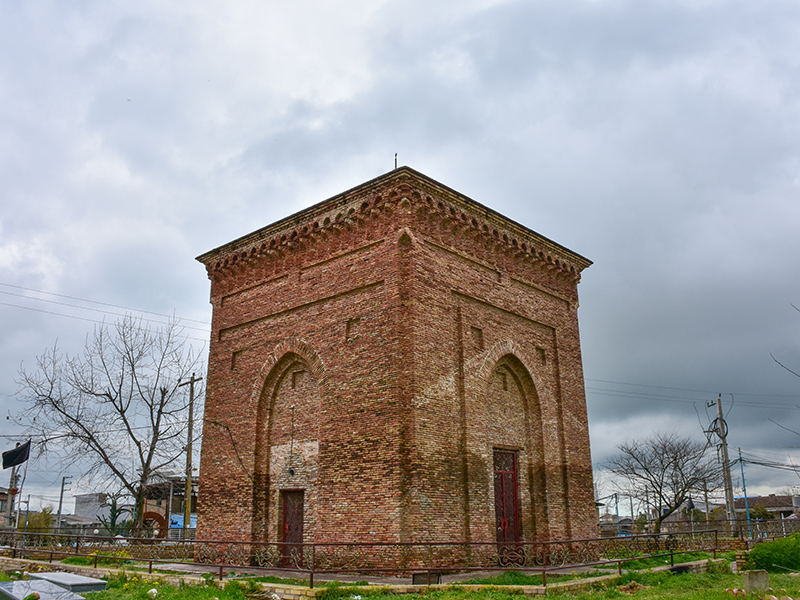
[281,490,304,566]
[494,450,520,544]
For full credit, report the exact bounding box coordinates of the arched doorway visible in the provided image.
[253,352,322,546]
[484,355,545,544]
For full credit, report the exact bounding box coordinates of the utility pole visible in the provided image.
[4,466,17,529]
[714,394,737,536]
[22,495,30,532]
[629,495,634,523]
[178,372,202,539]
[167,479,174,531]
[56,476,72,533]
[739,448,752,539]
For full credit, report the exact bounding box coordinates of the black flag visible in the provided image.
[2,440,31,470]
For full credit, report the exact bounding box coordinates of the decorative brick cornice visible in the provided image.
[197,167,591,283]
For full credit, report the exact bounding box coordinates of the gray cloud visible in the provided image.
[1,0,799,508]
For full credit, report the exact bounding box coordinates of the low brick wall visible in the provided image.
[717,538,748,552]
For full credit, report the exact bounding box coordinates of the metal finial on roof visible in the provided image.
[395,153,397,169]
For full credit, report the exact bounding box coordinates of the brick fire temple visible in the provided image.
[195,167,596,551]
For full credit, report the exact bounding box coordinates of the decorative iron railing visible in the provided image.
[609,517,800,540]
[0,528,721,587]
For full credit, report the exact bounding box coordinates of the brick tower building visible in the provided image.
[196,167,595,550]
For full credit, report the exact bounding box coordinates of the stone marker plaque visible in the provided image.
[0,579,85,600]
[30,572,107,593]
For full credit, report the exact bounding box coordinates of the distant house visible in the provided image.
[57,513,103,535]
[73,493,111,522]
[0,486,12,528]
[67,478,198,539]
[143,473,198,539]
[734,494,799,520]
[661,498,722,521]
[62,493,110,534]
[598,512,634,536]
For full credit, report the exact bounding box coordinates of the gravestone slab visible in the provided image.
[30,572,107,593]
[0,580,84,600]
[744,569,769,595]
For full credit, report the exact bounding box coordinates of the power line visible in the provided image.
[587,378,800,399]
[586,378,718,395]
[586,388,800,409]
[733,449,800,474]
[0,417,202,441]
[0,289,210,333]
[0,282,210,325]
[0,300,209,343]
[586,388,705,404]
[586,378,800,406]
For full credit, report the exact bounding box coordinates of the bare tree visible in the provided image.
[605,432,719,532]
[15,316,204,532]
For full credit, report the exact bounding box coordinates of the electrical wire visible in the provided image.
[0,301,209,343]
[0,282,210,325]
[586,378,717,395]
[737,449,800,474]
[0,281,211,343]
[0,290,210,333]
[586,379,800,408]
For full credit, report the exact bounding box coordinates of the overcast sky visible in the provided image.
[2,0,799,515]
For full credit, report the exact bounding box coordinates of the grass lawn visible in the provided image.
[85,573,254,600]
[615,550,714,570]
[74,566,800,600]
[460,569,596,586]
[318,570,800,600]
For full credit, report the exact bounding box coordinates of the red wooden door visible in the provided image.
[494,450,520,544]
[281,490,304,566]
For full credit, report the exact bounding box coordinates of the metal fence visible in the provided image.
[0,529,721,587]
[609,516,800,540]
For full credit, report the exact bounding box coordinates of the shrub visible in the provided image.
[61,556,94,566]
[745,533,800,572]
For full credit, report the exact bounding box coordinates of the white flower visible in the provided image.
[147,588,158,598]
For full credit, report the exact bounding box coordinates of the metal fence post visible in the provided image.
[310,544,315,589]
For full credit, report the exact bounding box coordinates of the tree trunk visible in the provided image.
[133,487,147,535]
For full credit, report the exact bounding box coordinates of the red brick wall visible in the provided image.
[196,167,596,546]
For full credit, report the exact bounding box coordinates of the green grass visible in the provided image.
[228,574,308,586]
[67,568,800,600]
[460,570,592,586]
[47,558,800,600]
[445,571,800,600]
[85,573,254,600]
[62,555,132,567]
[619,551,712,570]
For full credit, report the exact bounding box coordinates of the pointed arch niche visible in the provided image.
[465,344,548,543]
[252,340,325,544]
